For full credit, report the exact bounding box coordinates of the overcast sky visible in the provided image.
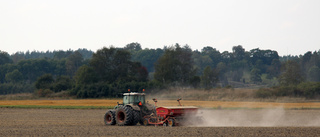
[0,0,319,56]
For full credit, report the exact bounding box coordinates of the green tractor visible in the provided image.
[104,92,155,126]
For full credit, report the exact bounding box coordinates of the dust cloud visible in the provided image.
[190,108,320,127]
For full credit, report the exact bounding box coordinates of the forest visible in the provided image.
[0,43,320,98]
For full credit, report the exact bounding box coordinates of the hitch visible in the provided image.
[177,98,182,106]
[152,98,158,107]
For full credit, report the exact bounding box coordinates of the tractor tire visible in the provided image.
[132,110,141,125]
[168,118,175,127]
[104,110,116,125]
[139,119,145,126]
[115,106,134,126]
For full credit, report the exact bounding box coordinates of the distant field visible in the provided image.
[1,99,320,109]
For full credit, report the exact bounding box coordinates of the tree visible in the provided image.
[201,46,221,67]
[90,47,122,82]
[0,50,12,65]
[154,44,195,85]
[66,51,83,76]
[35,74,54,90]
[52,76,73,92]
[307,66,320,82]
[11,52,25,64]
[131,48,164,72]
[192,51,213,75]
[190,76,201,88]
[5,69,23,83]
[279,60,304,85]
[267,58,281,78]
[232,45,245,60]
[250,68,262,84]
[90,47,146,83]
[74,65,98,85]
[124,42,142,51]
[201,66,219,89]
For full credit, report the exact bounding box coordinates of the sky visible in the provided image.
[0,0,319,56]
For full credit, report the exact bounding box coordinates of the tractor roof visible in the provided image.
[123,92,145,96]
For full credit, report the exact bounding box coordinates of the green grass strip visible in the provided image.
[0,105,114,109]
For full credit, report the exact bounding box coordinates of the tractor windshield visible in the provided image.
[130,95,145,104]
[124,94,145,105]
[137,95,145,104]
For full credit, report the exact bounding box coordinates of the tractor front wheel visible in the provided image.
[104,110,116,125]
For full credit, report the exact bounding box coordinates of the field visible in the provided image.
[1,99,320,109]
[1,99,320,136]
[1,108,320,136]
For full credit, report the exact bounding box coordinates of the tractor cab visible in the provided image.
[123,92,145,106]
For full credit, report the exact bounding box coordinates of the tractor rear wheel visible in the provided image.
[104,110,116,125]
[168,118,175,127]
[116,106,134,126]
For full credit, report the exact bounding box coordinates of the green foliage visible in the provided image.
[256,82,320,98]
[154,44,195,85]
[52,76,73,92]
[250,68,262,84]
[192,52,213,75]
[279,60,304,85]
[0,50,12,65]
[0,83,34,95]
[190,76,201,88]
[131,48,164,72]
[307,66,320,81]
[35,74,54,90]
[124,42,142,51]
[201,66,219,89]
[66,51,84,76]
[74,65,98,85]
[201,46,221,67]
[5,69,23,83]
[297,82,320,98]
[0,43,319,98]
[232,45,246,60]
[90,47,144,83]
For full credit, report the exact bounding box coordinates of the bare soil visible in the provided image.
[0,108,320,137]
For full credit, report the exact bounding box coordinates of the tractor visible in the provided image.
[104,92,155,126]
[104,91,203,127]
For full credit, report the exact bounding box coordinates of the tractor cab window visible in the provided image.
[129,95,135,104]
[134,96,138,103]
[139,95,145,104]
[123,96,129,104]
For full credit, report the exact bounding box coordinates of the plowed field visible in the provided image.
[1,99,320,109]
[1,108,319,136]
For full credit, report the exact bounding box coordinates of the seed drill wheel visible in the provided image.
[163,122,167,127]
[104,110,116,125]
[116,106,134,126]
[142,118,149,126]
[168,118,175,127]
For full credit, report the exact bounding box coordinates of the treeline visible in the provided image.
[0,43,320,98]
